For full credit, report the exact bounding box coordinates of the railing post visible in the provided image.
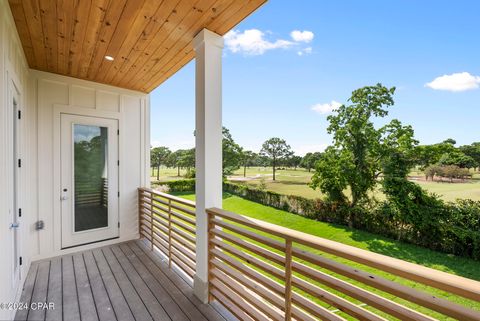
[285,239,293,321]
[168,199,172,268]
[138,189,142,239]
[150,191,154,250]
[207,210,214,303]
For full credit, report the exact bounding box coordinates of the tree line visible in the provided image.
[151,127,318,181]
[152,131,480,185]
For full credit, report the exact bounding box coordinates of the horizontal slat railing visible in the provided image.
[207,207,480,321]
[138,187,196,279]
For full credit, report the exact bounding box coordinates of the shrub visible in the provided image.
[223,182,349,223]
[185,168,196,179]
[424,165,440,180]
[157,179,195,192]
[443,200,480,259]
[424,164,472,182]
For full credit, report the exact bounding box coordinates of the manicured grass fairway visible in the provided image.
[230,167,480,201]
[154,166,480,201]
[174,192,480,320]
[150,167,189,181]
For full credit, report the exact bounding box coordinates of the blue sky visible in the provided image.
[150,0,480,155]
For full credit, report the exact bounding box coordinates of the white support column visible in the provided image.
[193,29,223,303]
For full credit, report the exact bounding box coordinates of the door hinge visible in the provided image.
[117,191,120,197]
[117,160,120,166]
[19,257,22,266]
[18,159,21,168]
[117,129,119,135]
[118,222,120,228]
[18,208,22,217]
[17,110,21,119]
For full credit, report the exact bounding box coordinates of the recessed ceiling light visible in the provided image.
[105,55,114,61]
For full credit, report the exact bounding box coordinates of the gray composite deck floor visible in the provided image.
[15,240,228,321]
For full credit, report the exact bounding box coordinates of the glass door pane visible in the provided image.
[74,124,108,232]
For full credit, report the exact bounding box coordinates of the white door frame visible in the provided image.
[60,113,119,248]
[7,79,22,291]
[53,106,122,250]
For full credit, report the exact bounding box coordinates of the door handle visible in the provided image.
[61,188,68,201]
[9,223,19,229]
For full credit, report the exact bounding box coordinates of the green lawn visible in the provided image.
[415,179,480,201]
[151,167,188,181]
[173,191,480,319]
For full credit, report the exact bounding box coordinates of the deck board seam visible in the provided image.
[90,250,119,321]
[42,261,52,321]
[26,264,39,321]
[99,247,151,321]
[110,245,172,321]
[82,253,101,321]
[72,256,82,321]
[119,243,190,321]
[133,241,228,321]
[107,245,159,320]
[61,258,64,321]
[126,242,207,321]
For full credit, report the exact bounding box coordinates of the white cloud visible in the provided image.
[224,29,293,55]
[297,47,312,56]
[293,144,328,156]
[311,101,342,114]
[224,29,314,56]
[290,30,314,43]
[425,72,480,92]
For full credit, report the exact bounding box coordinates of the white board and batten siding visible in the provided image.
[33,70,151,260]
[0,1,32,320]
[0,2,151,318]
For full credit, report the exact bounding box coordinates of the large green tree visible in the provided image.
[312,84,396,210]
[260,138,292,180]
[166,149,188,176]
[151,146,171,180]
[288,155,303,170]
[438,150,476,169]
[379,119,419,194]
[301,152,322,172]
[413,140,456,169]
[241,150,255,177]
[178,148,195,172]
[222,127,243,176]
[459,143,480,170]
[379,122,444,241]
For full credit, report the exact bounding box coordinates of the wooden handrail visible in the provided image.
[207,207,480,302]
[207,206,480,321]
[139,187,195,207]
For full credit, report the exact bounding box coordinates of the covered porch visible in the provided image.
[2,0,480,320]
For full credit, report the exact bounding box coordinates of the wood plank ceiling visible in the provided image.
[8,0,266,93]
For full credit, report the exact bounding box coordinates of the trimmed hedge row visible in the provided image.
[155,179,195,192]
[223,182,343,220]
[155,179,480,260]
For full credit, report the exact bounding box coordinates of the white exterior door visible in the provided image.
[60,114,119,248]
